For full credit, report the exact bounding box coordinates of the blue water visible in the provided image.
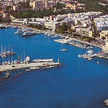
[0,28,108,108]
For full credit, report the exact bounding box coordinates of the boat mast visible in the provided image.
[21,54,22,63]
[1,44,3,53]
[23,50,25,64]
[11,48,13,64]
[58,57,60,63]
[4,46,6,53]
[8,42,10,52]
[18,53,20,62]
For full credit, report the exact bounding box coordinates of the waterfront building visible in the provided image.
[44,21,60,31]
[103,35,108,52]
[76,27,93,37]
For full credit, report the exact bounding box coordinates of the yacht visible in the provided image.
[87,50,94,54]
[78,55,81,58]
[15,28,24,34]
[60,48,67,52]
[15,28,31,35]
[97,61,100,64]
[22,31,37,37]
[0,24,5,29]
[33,59,53,62]
[60,44,67,52]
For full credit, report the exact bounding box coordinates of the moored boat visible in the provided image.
[33,59,53,62]
[22,31,37,37]
[60,48,67,52]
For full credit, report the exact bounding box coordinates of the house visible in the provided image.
[44,21,60,31]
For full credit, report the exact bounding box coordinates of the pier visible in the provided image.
[0,59,61,72]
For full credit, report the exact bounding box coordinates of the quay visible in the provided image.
[0,59,61,72]
[54,38,71,44]
[54,38,92,49]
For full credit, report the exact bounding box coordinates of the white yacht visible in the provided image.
[87,50,94,54]
[33,59,53,62]
[60,48,67,52]
[22,31,37,37]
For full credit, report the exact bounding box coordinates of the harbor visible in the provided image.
[0,27,108,108]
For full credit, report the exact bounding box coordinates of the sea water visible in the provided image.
[0,28,108,108]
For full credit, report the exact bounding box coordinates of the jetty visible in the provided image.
[54,38,92,49]
[54,39,71,44]
[0,57,61,72]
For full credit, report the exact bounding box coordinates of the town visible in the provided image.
[0,0,108,58]
[0,0,108,107]
[0,0,108,63]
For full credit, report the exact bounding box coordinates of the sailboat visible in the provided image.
[0,44,16,58]
[60,44,67,52]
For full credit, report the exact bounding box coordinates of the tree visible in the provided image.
[0,16,2,23]
[56,2,65,9]
[56,23,71,34]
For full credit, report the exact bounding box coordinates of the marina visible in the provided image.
[15,27,39,37]
[0,27,108,108]
[0,57,61,72]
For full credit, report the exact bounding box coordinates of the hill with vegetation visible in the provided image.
[77,0,108,14]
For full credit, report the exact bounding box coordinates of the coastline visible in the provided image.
[27,26,103,50]
[0,23,108,107]
[9,23,103,50]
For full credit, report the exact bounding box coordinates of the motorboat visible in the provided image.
[60,48,67,52]
[87,50,94,54]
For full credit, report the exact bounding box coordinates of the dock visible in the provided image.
[54,39,71,44]
[0,60,61,72]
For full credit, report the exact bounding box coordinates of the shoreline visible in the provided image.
[29,27,103,50]
[9,23,103,50]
